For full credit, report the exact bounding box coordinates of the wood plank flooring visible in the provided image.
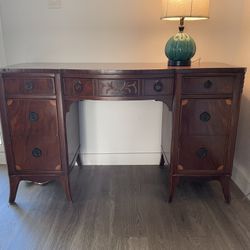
[0,165,249,250]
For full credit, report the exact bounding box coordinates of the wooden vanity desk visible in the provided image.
[0,63,246,203]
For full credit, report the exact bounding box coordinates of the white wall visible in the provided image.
[0,0,249,199]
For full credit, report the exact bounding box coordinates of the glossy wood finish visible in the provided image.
[182,76,234,94]
[4,76,55,96]
[180,99,232,135]
[0,165,250,250]
[0,63,246,203]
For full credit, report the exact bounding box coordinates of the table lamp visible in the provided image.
[161,0,209,66]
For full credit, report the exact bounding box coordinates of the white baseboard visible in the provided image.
[79,152,161,165]
[232,162,250,200]
[0,151,6,165]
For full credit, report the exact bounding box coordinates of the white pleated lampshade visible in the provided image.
[161,0,210,21]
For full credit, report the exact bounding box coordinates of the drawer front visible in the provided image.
[180,99,232,135]
[4,78,55,96]
[63,78,94,96]
[7,99,58,137]
[12,135,61,172]
[144,78,173,96]
[182,76,234,95]
[97,79,139,97]
[178,136,227,172]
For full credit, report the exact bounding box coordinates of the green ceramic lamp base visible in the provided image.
[168,60,191,66]
[165,17,196,67]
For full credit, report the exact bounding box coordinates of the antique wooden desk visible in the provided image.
[0,63,246,203]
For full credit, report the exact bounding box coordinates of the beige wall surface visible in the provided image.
[0,0,249,195]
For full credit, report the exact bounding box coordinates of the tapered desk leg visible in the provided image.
[60,176,73,202]
[219,176,231,204]
[9,176,20,204]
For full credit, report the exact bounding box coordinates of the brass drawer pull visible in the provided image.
[204,80,213,89]
[154,81,163,92]
[74,80,83,93]
[29,112,39,122]
[196,147,208,159]
[200,112,211,122]
[24,81,34,91]
[32,148,42,158]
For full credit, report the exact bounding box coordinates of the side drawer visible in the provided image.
[178,135,228,172]
[12,135,61,172]
[182,76,234,95]
[97,79,140,97]
[6,99,58,137]
[4,77,55,96]
[180,98,232,135]
[144,78,173,96]
[63,78,94,97]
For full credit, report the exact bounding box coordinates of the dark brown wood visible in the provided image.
[8,175,20,203]
[182,75,234,94]
[0,63,246,203]
[219,175,231,203]
[180,99,232,135]
[4,76,55,96]
[63,78,94,97]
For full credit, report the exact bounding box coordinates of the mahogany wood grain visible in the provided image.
[0,63,246,203]
[4,77,55,96]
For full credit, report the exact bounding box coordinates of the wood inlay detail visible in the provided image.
[55,165,61,170]
[16,165,22,171]
[181,99,189,106]
[177,164,184,171]
[7,99,13,106]
[225,99,232,105]
[49,100,57,107]
[217,165,224,171]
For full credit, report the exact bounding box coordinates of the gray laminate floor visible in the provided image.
[0,165,249,250]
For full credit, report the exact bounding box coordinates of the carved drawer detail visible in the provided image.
[98,79,139,96]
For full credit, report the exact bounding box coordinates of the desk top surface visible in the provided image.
[1,62,246,74]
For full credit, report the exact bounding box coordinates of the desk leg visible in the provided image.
[60,176,73,202]
[219,176,231,204]
[9,176,20,204]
